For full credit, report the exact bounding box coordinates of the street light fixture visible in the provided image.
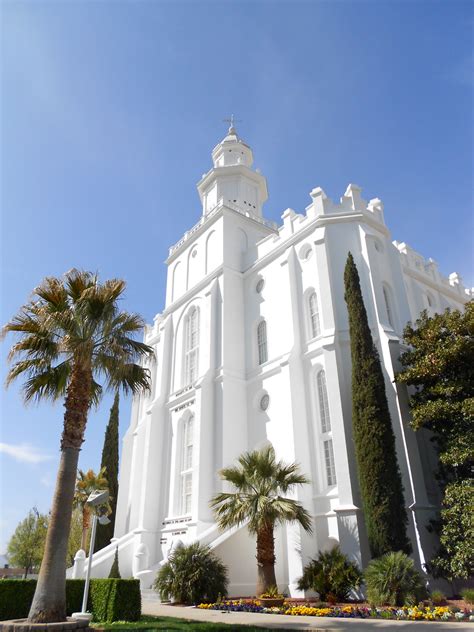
[72,489,110,622]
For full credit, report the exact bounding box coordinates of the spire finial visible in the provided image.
[223,113,242,135]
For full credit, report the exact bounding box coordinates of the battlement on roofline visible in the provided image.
[154,182,471,336]
[394,241,472,299]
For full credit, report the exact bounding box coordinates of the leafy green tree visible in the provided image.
[3,270,153,622]
[154,542,227,604]
[430,480,474,581]
[343,253,410,557]
[95,391,120,552]
[7,508,48,578]
[397,302,474,580]
[74,467,109,553]
[108,547,121,579]
[210,445,312,596]
[297,546,362,601]
[67,508,88,566]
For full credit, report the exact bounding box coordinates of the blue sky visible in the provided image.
[1,0,472,554]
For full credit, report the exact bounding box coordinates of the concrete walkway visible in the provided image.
[142,603,473,630]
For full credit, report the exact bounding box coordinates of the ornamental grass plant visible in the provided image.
[154,542,228,605]
[364,551,427,606]
[296,545,362,601]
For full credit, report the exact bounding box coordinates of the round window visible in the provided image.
[191,249,198,258]
[260,394,270,411]
[256,278,265,293]
[299,244,312,261]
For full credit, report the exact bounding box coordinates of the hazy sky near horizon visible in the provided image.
[1,0,472,553]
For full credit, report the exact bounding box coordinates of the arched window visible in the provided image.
[179,415,194,514]
[257,320,268,365]
[323,439,337,486]
[382,286,394,328]
[317,369,331,433]
[308,291,321,338]
[184,307,199,385]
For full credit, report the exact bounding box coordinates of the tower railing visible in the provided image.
[168,199,278,256]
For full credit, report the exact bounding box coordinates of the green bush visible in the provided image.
[0,579,36,620]
[154,542,228,605]
[296,546,362,601]
[66,579,85,614]
[90,579,141,622]
[461,588,474,604]
[365,551,427,606]
[108,548,121,579]
[430,589,446,605]
[0,579,140,622]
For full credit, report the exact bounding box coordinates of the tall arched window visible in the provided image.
[317,369,331,433]
[184,306,199,385]
[382,286,394,328]
[180,415,194,514]
[257,320,268,365]
[308,291,321,338]
[324,439,337,486]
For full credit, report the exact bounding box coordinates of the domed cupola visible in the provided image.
[197,117,268,218]
[211,122,254,168]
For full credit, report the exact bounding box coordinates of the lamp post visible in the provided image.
[72,489,110,622]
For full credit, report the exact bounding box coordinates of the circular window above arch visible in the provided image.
[260,394,270,411]
[299,244,313,261]
[191,248,198,258]
[256,278,265,293]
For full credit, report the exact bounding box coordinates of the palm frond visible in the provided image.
[212,446,312,535]
[4,270,151,405]
[34,277,69,311]
[22,362,71,403]
[105,362,151,395]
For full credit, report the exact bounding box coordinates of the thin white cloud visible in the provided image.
[40,474,53,488]
[0,442,53,464]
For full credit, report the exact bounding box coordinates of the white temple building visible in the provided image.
[81,125,471,595]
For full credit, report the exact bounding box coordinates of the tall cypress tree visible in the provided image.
[95,392,120,552]
[344,252,410,558]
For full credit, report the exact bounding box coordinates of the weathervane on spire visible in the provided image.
[223,114,242,134]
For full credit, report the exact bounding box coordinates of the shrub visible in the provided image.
[461,588,474,604]
[0,579,140,622]
[0,579,36,620]
[365,551,427,606]
[108,548,121,579]
[259,585,284,598]
[430,589,446,605]
[66,579,85,614]
[296,546,362,601]
[90,579,141,622]
[154,542,228,605]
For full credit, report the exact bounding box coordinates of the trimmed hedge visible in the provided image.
[0,579,36,620]
[0,579,141,622]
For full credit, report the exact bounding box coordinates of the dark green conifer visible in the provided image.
[343,252,410,557]
[95,392,120,551]
[108,547,121,579]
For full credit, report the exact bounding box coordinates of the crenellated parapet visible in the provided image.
[394,240,472,300]
[254,183,388,260]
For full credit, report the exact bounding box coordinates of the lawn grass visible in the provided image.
[92,614,288,631]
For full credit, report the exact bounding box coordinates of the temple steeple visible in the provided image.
[197,122,268,218]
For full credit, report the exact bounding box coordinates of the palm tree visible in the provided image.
[210,445,312,596]
[2,270,153,622]
[74,467,109,553]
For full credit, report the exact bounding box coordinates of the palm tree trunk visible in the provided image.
[256,522,277,596]
[28,362,92,623]
[81,506,90,553]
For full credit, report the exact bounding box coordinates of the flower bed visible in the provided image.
[197,600,474,622]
